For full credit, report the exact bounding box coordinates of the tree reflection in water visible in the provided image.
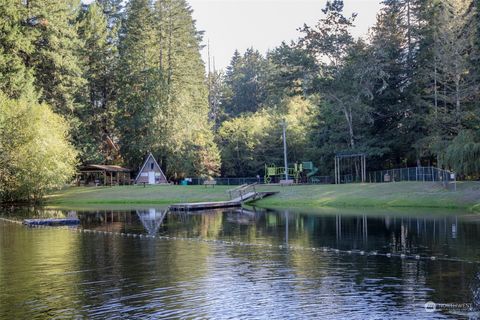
[1,206,480,318]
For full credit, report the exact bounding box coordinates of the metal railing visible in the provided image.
[227,183,258,201]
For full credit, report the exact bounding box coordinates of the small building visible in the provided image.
[135,152,168,184]
[77,165,132,186]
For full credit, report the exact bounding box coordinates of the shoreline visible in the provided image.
[35,182,480,213]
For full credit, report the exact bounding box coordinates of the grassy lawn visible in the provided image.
[46,185,231,208]
[45,182,480,212]
[254,182,480,212]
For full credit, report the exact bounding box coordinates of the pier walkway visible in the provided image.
[169,183,277,211]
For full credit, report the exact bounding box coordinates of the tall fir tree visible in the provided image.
[368,0,416,166]
[222,48,270,116]
[266,41,317,101]
[154,0,220,177]
[29,0,85,118]
[117,0,219,178]
[96,0,124,31]
[419,0,480,172]
[77,2,119,164]
[117,0,163,168]
[207,69,225,130]
[367,0,429,167]
[0,0,37,99]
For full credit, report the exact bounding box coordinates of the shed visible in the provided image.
[77,165,131,186]
[135,153,168,184]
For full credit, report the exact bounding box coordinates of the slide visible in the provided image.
[307,166,319,178]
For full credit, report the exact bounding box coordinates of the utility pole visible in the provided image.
[282,119,288,181]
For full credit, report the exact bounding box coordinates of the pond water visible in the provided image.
[1,206,479,319]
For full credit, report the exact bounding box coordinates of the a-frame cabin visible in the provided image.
[135,152,168,184]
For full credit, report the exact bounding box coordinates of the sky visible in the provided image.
[188,0,384,70]
[83,0,384,70]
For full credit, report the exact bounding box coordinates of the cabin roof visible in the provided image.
[80,164,131,172]
[135,152,167,183]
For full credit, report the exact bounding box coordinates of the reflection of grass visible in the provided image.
[245,204,470,217]
[45,182,480,212]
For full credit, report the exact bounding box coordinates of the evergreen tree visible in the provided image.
[117,0,220,178]
[367,0,422,167]
[299,1,375,152]
[222,48,270,116]
[77,2,119,163]
[29,0,85,118]
[380,0,423,72]
[429,0,477,130]
[96,0,124,31]
[154,0,220,178]
[0,0,37,99]
[207,69,225,129]
[116,0,163,167]
[419,0,480,170]
[298,0,356,66]
[266,41,317,100]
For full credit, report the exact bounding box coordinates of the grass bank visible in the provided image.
[45,182,480,212]
[253,182,480,212]
[46,185,230,209]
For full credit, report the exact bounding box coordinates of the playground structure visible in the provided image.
[302,161,320,183]
[264,162,320,184]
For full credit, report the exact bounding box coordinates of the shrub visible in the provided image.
[0,94,78,202]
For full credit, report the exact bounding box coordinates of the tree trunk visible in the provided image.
[455,73,461,116]
[343,106,355,149]
[406,0,413,71]
[331,94,355,150]
[159,11,163,70]
[434,60,438,118]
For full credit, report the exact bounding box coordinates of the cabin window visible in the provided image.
[151,162,154,170]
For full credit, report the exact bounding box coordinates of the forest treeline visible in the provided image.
[0,0,218,201]
[215,0,480,178]
[0,0,479,201]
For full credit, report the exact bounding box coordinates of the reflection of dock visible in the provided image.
[169,192,277,211]
[227,208,257,225]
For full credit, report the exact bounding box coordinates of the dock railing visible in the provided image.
[227,183,258,201]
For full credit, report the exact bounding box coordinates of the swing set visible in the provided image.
[334,153,367,184]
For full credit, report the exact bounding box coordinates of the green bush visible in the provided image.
[0,94,78,202]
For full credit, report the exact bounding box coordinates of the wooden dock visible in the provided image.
[170,191,278,211]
